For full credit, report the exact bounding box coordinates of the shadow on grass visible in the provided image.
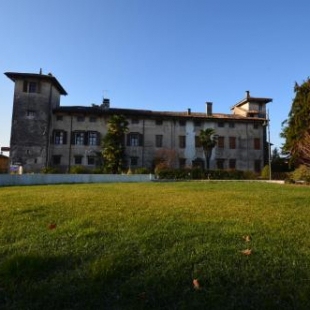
[0,245,310,309]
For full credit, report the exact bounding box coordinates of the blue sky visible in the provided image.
[1,0,310,153]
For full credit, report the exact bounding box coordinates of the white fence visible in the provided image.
[0,174,155,187]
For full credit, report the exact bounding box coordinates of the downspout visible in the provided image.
[142,119,145,166]
[171,119,175,148]
[45,83,53,168]
[68,114,73,172]
[246,123,249,170]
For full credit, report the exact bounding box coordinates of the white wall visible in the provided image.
[0,174,154,186]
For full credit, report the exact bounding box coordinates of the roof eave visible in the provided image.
[4,72,68,95]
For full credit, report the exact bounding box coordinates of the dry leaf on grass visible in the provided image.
[48,223,57,230]
[193,279,201,290]
[243,235,251,242]
[241,249,252,256]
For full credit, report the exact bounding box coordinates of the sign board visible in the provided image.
[1,147,10,152]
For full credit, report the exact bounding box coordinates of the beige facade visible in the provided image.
[5,71,272,173]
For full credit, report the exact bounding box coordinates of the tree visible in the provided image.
[102,115,129,173]
[271,147,291,172]
[199,128,217,170]
[281,79,310,166]
[153,148,178,172]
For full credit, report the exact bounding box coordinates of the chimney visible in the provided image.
[102,98,110,109]
[206,102,213,116]
[187,108,191,115]
[246,90,250,99]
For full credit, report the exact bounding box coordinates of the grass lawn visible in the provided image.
[0,181,309,310]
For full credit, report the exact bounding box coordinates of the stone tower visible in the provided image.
[5,71,67,172]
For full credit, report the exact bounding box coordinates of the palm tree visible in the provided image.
[199,128,217,170]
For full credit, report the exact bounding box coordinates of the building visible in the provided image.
[0,153,9,173]
[5,71,272,173]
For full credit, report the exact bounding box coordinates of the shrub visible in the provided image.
[261,165,270,179]
[134,167,151,174]
[290,165,310,183]
[271,171,289,180]
[92,167,104,174]
[156,168,251,180]
[41,167,60,174]
[243,170,257,180]
[157,168,192,180]
[69,165,89,174]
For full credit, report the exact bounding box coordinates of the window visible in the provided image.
[218,122,225,128]
[179,158,186,168]
[88,132,98,146]
[54,131,67,145]
[71,131,99,146]
[74,132,85,145]
[127,133,143,146]
[155,135,163,147]
[155,119,163,125]
[179,135,186,148]
[179,120,186,126]
[87,156,95,165]
[129,133,139,146]
[217,136,225,148]
[56,115,63,121]
[89,116,97,123]
[229,122,235,128]
[254,160,261,173]
[229,137,236,149]
[194,120,201,127]
[52,155,61,165]
[29,82,37,93]
[192,158,204,169]
[77,116,85,122]
[254,138,260,150]
[229,159,236,169]
[216,159,225,169]
[74,156,83,165]
[130,156,138,166]
[195,136,202,148]
[26,110,36,118]
[23,81,40,93]
[131,118,139,124]
[23,81,28,92]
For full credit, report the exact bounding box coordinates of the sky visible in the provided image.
[1,0,310,154]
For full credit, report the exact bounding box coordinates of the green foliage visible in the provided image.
[91,167,104,174]
[69,165,89,174]
[133,167,151,174]
[156,168,255,180]
[199,128,217,170]
[290,165,310,183]
[271,148,292,173]
[102,115,128,173]
[0,183,310,309]
[261,164,290,180]
[41,167,60,174]
[156,168,192,179]
[281,79,310,166]
[261,165,270,179]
